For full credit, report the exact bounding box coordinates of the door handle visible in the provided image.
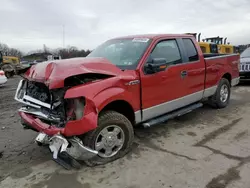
[180,70,188,78]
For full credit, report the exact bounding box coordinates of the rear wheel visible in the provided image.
[82,111,134,166]
[209,78,231,108]
[2,64,15,78]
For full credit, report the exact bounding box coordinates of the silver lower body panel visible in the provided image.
[231,77,240,86]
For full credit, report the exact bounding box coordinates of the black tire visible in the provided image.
[82,111,134,166]
[209,78,231,108]
[5,71,12,78]
[10,71,15,77]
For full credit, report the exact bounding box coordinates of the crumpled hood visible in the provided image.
[24,57,124,89]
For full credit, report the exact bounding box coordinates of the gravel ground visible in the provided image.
[1,77,250,188]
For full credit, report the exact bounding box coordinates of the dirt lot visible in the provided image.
[1,77,250,188]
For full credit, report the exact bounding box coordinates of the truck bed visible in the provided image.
[203,53,235,58]
[203,53,239,89]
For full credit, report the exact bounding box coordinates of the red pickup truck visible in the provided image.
[15,34,240,169]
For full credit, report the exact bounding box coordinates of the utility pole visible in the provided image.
[62,24,65,48]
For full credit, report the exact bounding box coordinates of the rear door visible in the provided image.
[180,38,206,96]
[140,37,204,122]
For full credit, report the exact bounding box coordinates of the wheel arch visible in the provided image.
[99,100,136,125]
[221,72,232,86]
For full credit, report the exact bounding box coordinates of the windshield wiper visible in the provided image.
[241,56,250,58]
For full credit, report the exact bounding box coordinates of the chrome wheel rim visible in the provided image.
[220,84,229,103]
[95,125,125,158]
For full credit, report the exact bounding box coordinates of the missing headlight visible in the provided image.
[66,97,85,120]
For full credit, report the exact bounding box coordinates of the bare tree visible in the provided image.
[0,42,23,57]
[52,46,91,59]
[43,44,51,54]
[0,43,9,55]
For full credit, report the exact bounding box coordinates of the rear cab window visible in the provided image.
[182,38,199,62]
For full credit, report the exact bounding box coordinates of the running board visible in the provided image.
[142,103,203,128]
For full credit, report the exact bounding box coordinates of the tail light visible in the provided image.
[0,71,5,76]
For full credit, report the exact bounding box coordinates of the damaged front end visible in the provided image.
[14,78,100,169]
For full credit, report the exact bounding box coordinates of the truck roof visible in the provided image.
[113,34,193,40]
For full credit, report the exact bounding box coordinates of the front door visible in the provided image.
[140,38,204,122]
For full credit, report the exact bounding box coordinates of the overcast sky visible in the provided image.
[0,0,250,53]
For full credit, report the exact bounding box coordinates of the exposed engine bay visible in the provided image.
[16,80,69,127]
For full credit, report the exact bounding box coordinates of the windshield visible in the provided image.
[241,47,250,58]
[87,38,152,69]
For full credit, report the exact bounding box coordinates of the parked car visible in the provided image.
[20,59,44,68]
[0,70,7,86]
[14,34,240,169]
[19,61,31,68]
[239,47,250,79]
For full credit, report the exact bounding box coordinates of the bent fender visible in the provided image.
[63,97,98,136]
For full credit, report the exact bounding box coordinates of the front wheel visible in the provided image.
[209,78,231,108]
[5,71,13,78]
[82,111,134,166]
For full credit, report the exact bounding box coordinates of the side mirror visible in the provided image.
[145,58,167,74]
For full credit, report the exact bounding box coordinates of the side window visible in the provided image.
[183,39,199,61]
[151,40,182,65]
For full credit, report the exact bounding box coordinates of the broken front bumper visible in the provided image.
[19,110,98,137]
[35,132,98,169]
[19,112,62,136]
[49,135,98,161]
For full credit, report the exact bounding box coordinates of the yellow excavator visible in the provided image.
[204,36,236,54]
[185,33,219,54]
[0,51,22,78]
